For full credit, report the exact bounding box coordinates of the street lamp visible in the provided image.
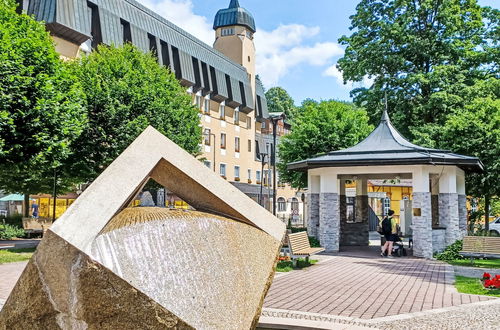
[258,152,268,207]
[203,131,216,172]
[269,113,286,216]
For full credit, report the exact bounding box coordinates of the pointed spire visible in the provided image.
[229,0,240,8]
[381,92,390,122]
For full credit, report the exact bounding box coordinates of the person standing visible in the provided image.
[381,209,397,257]
[31,200,39,219]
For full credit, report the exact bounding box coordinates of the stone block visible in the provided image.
[307,193,320,239]
[0,127,285,329]
[412,192,433,258]
[439,193,460,246]
[458,195,467,237]
[432,228,446,253]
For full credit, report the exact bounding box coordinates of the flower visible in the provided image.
[484,280,493,288]
[483,272,491,280]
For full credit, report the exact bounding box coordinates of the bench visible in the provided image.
[22,218,53,238]
[459,236,500,260]
[287,231,324,266]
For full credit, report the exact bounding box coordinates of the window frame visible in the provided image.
[220,133,226,149]
[235,137,240,153]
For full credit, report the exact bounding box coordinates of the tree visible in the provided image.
[439,79,500,231]
[66,44,201,183]
[338,0,498,138]
[265,87,296,120]
[0,0,86,215]
[277,100,373,189]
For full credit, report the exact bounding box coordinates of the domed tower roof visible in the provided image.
[214,0,256,33]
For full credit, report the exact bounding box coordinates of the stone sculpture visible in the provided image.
[0,127,285,330]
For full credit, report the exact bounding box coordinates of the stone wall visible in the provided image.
[307,193,320,239]
[319,193,340,252]
[432,228,446,253]
[439,193,460,245]
[355,195,369,223]
[412,192,433,258]
[458,195,467,237]
[340,221,369,246]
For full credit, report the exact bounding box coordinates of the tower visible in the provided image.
[213,0,256,91]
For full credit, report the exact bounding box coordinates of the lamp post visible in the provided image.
[258,152,268,207]
[203,131,216,172]
[269,113,286,216]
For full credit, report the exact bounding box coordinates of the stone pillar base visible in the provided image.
[458,195,467,237]
[319,193,340,252]
[412,192,433,258]
[307,193,320,239]
[439,193,460,245]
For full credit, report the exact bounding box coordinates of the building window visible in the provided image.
[219,104,225,119]
[221,28,235,36]
[247,169,251,180]
[220,133,226,149]
[235,137,240,152]
[194,95,202,109]
[256,170,261,183]
[203,128,211,146]
[204,160,211,169]
[383,197,391,216]
[148,33,158,58]
[87,1,102,50]
[248,139,251,152]
[261,121,266,129]
[346,197,356,223]
[160,40,170,68]
[234,166,240,180]
[234,109,239,125]
[246,117,251,129]
[204,98,210,114]
[220,164,226,177]
[278,197,286,212]
[291,198,299,211]
[121,19,132,43]
[255,140,260,158]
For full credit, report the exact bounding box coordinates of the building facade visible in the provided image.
[17,0,302,219]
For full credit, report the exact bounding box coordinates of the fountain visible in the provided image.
[0,127,285,329]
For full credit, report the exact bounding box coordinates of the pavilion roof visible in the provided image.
[288,110,483,172]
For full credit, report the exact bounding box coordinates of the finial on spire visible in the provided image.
[381,92,389,122]
[229,0,240,8]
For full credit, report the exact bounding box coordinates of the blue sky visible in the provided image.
[139,0,499,105]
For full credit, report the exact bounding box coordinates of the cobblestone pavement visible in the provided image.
[264,255,492,319]
[0,261,27,300]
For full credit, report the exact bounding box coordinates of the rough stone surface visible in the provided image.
[432,228,446,253]
[412,192,433,258]
[439,193,460,246]
[458,195,467,237]
[355,195,369,224]
[0,231,193,330]
[319,193,340,252]
[307,193,320,239]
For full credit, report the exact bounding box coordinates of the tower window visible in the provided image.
[222,28,235,36]
[246,30,253,39]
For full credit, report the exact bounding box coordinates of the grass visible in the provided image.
[0,248,35,264]
[455,276,500,298]
[276,259,318,272]
[447,259,500,269]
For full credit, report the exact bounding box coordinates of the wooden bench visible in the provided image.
[287,231,324,266]
[459,236,500,260]
[22,218,53,238]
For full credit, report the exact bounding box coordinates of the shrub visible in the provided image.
[308,236,321,247]
[435,240,464,261]
[0,214,23,227]
[0,224,25,240]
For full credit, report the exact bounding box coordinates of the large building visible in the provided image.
[16,0,303,220]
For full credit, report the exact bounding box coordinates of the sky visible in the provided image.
[137,0,499,105]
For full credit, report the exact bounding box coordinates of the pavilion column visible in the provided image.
[457,172,467,237]
[439,167,461,246]
[353,179,369,246]
[412,168,433,258]
[319,173,340,252]
[307,175,320,239]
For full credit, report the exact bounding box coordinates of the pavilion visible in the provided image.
[288,111,483,258]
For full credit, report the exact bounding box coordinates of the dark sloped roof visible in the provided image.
[288,110,483,173]
[214,0,256,33]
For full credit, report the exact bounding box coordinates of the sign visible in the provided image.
[292,209,299,216]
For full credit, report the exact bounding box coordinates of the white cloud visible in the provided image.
[138,0,214,45]
[137,1,346,88]
[323,64,375,89]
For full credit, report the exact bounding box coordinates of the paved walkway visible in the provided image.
[264,255,491,320]
[0,261,27,300]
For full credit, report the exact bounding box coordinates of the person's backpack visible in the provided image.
[381,217,392,235]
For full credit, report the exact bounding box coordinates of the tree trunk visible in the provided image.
[23,194,30,217]
[484,195,490,233]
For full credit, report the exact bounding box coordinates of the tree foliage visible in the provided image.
[338,0,498,138]
[265,87,296,120]
[0,0,86,196]
[277,100,373,189]
[66,44,201,183]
